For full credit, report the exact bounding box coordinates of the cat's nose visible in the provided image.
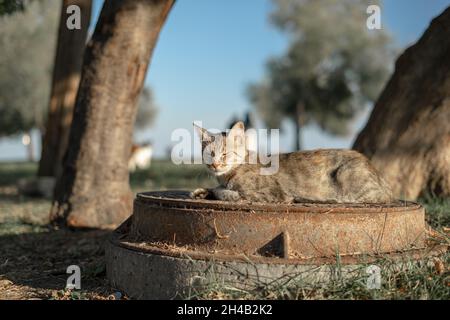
[211,163,219,169]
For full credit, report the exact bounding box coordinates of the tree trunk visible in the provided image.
[294,120,301,151]
[50,0,175,228]
[38,0,92,179]
[353,7,450,200]
[294,102,304,151]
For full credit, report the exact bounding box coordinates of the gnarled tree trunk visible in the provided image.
[51,0,175,228]
[353,7,450,200]
[38,0,92,179]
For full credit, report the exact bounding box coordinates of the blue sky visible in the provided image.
[1,0,449,160]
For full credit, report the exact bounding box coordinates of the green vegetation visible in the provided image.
[0,1,59,137]
[0,160,215,233]
[130,160,215,192]
[192,260,449,299]
[0,0,25,16]
[0,161,448,299]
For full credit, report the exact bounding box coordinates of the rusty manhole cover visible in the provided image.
[106,191,446,299]
[128,191,427,259]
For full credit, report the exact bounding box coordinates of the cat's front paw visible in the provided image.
[190,188,210,199]
[283,197,296,204]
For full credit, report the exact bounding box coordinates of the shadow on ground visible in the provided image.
[0,227,114,299]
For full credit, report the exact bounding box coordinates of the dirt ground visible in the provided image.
[0,227,114,300]
[0,184,115,300]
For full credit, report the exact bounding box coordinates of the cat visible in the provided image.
[190,121,394,203]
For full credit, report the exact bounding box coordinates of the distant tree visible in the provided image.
[135,86,158,131]
[0,0,59,158]
[0,0,25,15]
[248,0,393,150]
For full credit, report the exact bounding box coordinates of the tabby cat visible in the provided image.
[191,122,393,203]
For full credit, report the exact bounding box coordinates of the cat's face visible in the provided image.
[195,122,247,175]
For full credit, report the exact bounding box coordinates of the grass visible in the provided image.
[422,195,450,231]
[0,161,448,300]
[130,159,215,192]
[190,254,449,300]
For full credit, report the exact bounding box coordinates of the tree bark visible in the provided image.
[353,7,450,200]
[294,120,301,151]
[38,0,92,179]
[50,0,175,228]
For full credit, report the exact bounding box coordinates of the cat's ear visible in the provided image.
[228,121,245,147]
[193,123,211,142]
[230,121,245,133]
